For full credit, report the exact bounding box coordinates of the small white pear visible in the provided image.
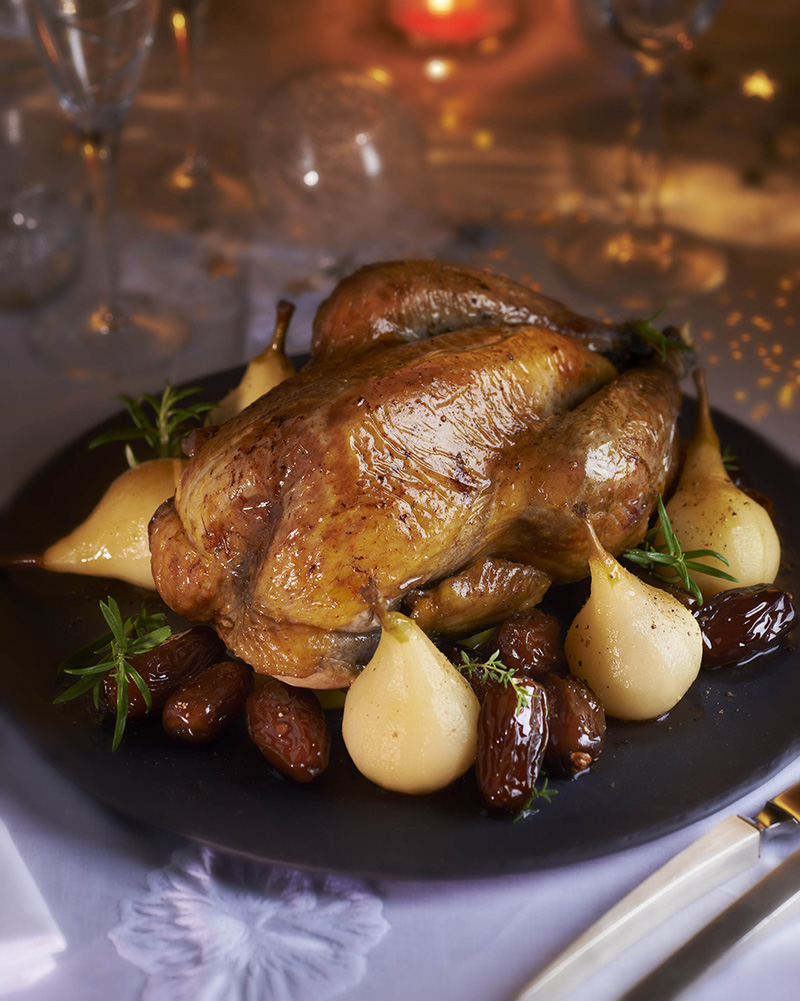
[665,369,780,600]
[207,300,295,426]
[39,458,185,589]
[565,517,702,721]
[342,610,480,795]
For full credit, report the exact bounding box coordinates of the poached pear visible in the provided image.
[39,457,185,589]
[565,516,702,721]
[664,369,780,600]
[342,610,480,795]
[207,300,296,426]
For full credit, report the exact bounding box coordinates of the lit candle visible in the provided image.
[385,0,519,47]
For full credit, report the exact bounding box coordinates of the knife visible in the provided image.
[619,844,800,1001]
[513,779,800,1001]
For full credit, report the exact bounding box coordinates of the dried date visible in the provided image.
[694,584,797,668]
[496,609,564,675]
[541,673,605,777]
[246,678,330,782]
[104,625,225,719]
[163,660,254,742]
[476,677,548,813]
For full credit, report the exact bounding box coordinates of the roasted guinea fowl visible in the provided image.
[311,259,651,369]
[150,261,690,688]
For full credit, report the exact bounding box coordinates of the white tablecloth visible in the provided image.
[2,717,800,1001]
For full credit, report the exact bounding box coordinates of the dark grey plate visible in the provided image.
[0,368,798,879]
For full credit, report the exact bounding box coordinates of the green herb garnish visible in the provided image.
[54,598,171,750]
[623,494,738,604]
[459,649,533,711]
[513,777,558,822]
[90,383,213,467]
[458,626,498,651]
[631,307,692,363]
[721,444,740,475]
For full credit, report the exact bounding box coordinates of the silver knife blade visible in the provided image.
[513,780,800,1001]
[619,844,800,1001]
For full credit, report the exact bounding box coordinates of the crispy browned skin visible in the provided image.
[312,260,649,369]
[151,261,687,687]
[405,363,681,633]
[151,324,622,686]
[485,361,681,574]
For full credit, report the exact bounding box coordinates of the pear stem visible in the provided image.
[573,505,616,572]
[270,300,295,356]
[692,368,721,455]
[361,576,391,629]
[683,368,729,483]
[1,553,42,568]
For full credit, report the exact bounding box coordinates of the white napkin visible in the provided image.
[0,819,65,996]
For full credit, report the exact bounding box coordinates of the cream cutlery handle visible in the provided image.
[620,845,800,1001]
[514,814,760,1001]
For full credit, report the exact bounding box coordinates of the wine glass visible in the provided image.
[167,0,210,196]
[0,0,81,307]
[249,68,444,286]
[556,0,727,310]
[162,0,245,235]
[25,0,189,380]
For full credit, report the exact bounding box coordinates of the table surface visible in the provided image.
[1,1,799,999]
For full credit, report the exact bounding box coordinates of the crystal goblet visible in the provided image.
[26,0,189,380]
[556,0,727,310]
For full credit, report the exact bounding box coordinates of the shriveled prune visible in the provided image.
[163,660,253,742]
[694,584,797,668]
[476,677,548,813]
[246,677,330,782]
[104,625,225,719]
[541,673,605,777]
[496,609,564,675]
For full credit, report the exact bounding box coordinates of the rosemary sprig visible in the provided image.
[623,495,738,604]
[54,598,171,750]
[513,777,558,823]
[631,308,692,363]
[459,649,533,712]
[89,383,213,467]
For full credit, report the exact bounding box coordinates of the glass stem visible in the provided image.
[173,0,208,173]
[2,106,24,210]
[623,52,666,233]
[81,125,122,319]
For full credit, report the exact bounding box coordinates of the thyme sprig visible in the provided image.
[623,494,738,604]
[54,598,171,750]
[631,307,692,363]
[89,383,213,467]
[459,649,532,712]
[513,777,558,823]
